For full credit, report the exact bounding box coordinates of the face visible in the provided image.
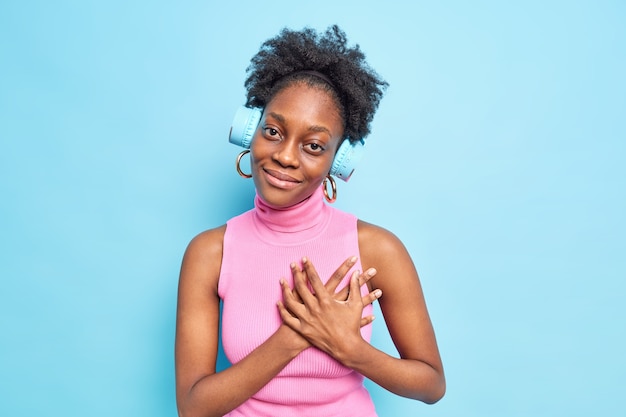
[250,83,344,208]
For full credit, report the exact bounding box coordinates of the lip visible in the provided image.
[263,168,302,189]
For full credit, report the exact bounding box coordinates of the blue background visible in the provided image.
[1,1,624,416]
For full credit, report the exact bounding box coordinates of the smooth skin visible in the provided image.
[175,83,445,417]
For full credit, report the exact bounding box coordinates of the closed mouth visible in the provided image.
[263,168,301,183]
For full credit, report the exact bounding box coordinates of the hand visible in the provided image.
[277,257,382,360]
[325,256,380,310]
[286,256,379,319]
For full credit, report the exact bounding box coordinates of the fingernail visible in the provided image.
[367,268,377,277]
[349,256,357,264]
[302,257,308,263]
[374,289,382,298]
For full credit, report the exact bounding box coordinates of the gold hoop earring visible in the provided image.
[236,150,252,178]
[323,175,337,203]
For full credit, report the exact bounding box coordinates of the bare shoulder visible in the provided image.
[179,225,227,295]
[184,225,227,260]
[357,220,410,264]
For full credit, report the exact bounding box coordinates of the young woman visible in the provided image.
[175,25,445,417]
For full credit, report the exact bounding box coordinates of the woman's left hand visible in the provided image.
[277,257,381,361]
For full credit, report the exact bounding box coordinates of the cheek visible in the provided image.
[249,137,265,164]
[305,156,334,178]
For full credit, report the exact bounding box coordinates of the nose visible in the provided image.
[272,140,300,168]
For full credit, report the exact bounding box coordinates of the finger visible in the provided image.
[282,268,304,304]
[335,268,377,301]
[347,271,362,303]
[358,267,377,288]
[360,315,376,327]
[280,278,306,315]
[301,257,328,300]
[280,278,296,301]
[290,262,317,307]
[325,256,358,294]
[361,288,383,306]
[277,300,301,329]
[293,287,303,304]
[335,270,360,301]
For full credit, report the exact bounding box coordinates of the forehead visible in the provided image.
[267,82,339,110]
[264,83,344,135]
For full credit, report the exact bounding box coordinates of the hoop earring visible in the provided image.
[323,175,337,203]
[236,150,252,178]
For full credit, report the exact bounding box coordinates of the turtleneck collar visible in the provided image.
[252,185,331,243]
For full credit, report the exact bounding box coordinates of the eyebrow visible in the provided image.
[267,112,286,124]
[266,111,332,136]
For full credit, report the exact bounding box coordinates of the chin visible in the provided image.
[256,186,310,209]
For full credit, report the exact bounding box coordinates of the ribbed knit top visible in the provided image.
[218,185,377,417]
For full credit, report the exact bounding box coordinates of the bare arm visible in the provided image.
[174,226,308,417]
[278,221,445,404]
[352,220,445,403]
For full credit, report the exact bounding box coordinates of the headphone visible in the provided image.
[228,106,365,182]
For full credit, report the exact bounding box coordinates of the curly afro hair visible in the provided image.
[244,25,388,143]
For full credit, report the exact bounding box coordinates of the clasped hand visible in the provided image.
[277,256,382,360]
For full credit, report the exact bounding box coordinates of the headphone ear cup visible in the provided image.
[229,106,262,149]
[330,139,365,182]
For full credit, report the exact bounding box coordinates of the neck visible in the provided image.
[253,186,328,237]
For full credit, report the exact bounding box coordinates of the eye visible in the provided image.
[304,142,326,155]
[263,127,281,140]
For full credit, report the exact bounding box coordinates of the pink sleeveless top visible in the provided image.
[218,186,377,416]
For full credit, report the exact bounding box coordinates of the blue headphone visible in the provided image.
[228,106,365,182]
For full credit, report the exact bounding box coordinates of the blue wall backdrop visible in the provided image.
[1,1,624,416]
